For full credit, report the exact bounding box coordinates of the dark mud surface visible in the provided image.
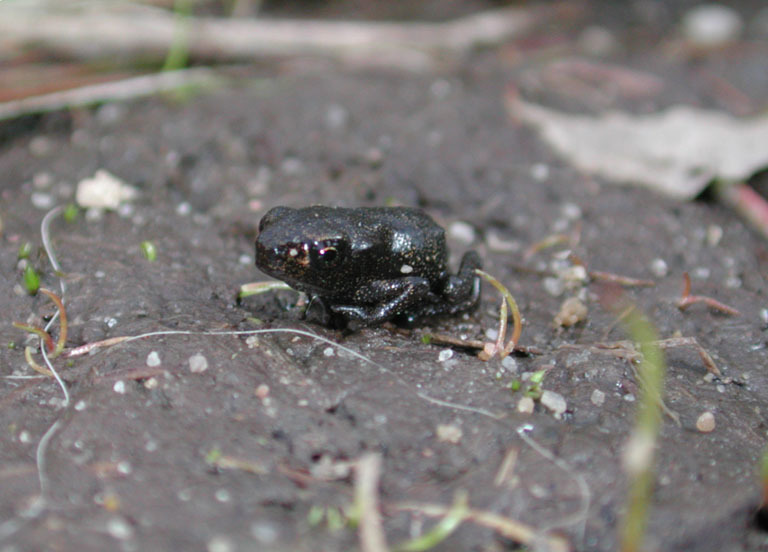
[3,3,768,551]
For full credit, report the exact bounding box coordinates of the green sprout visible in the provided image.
[141,241,158,262]
[63,203,79,223]
[23,265,40,295]
[394,491,469,552]
[17,242,32,260]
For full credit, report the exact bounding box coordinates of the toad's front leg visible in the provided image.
[330,277,433,326]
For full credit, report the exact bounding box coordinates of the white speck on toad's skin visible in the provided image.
[400,264,413,274]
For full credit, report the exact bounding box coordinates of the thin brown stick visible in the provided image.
[676,272,740,316]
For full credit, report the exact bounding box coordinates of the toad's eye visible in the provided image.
[318,247,337,264]
[311,240,344,269]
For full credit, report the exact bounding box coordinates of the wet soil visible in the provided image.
[2,2,768,551]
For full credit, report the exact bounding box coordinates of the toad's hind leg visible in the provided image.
[441,250,482,314]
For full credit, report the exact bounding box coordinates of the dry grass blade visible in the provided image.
[355,453,388,552]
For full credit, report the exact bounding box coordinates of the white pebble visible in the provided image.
[324,104,349,130]
[485,328,499,341]
[650,258,668,278]
[176,202,192,216]
[560,203,582,221]
[215,489,231,503]
[117,461,132,475]
[208,536,234,552]
[107,517,134,540]
[517,396,535,414]
[540,390,567,418]
[19,430,31,443]
[448,221,476,245]
[543,277,565,297]
[146,351,161,367]
[682,4,743,47]
[30,192,54,210]
[590,389,606,406]
[113,380,126,394]
[430,79,452,99]
[238,254,252,265]
[501,355,517,372]
[74,400,87,411]
[530,163,550,181]
[696,411,716,432]
[189,353,209,373]
[323,347,335,357]
[76,170,137,210]
[29,136,53,157]
[436,424,463,444]
[438,349,454,362]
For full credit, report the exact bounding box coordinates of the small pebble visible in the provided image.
[146,351,161,367]
[117,461,132,475]
[554,297,588,327]
[33,172,53,189]
[517,396,535,414]
[707,225,723,246]
[430,79,452,99]
[438,349,454,362]
[113,380,126,394]
[76,170,137,210]
[106,517,134,540]
[560,203,582,221]
[650,258,668,278]
[176,202,192,216]
[448,221,476,244]
[543,277,565,297]
[250,522,279,544]
[74,400,87,411]
[214,489,231,503]
[29,136,53,157]
[324,104,349,130]
[540,390,567,418]
[530,163,550,181]
[144,377,158,389]
[590,389,606,406]
[19,430,31,443]
[323,347,335,357]
[280,157,305,176]
[30,192,54,210]
[238,254,251,265]
[501,355,517,372]
[255,384,270,399]
[208,536,234,552]
[696,411,716,432]
[189,353,209,373]
[682,4,743,47]
[436,424,463,444]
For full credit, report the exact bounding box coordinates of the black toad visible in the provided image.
[255,206,482,327]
